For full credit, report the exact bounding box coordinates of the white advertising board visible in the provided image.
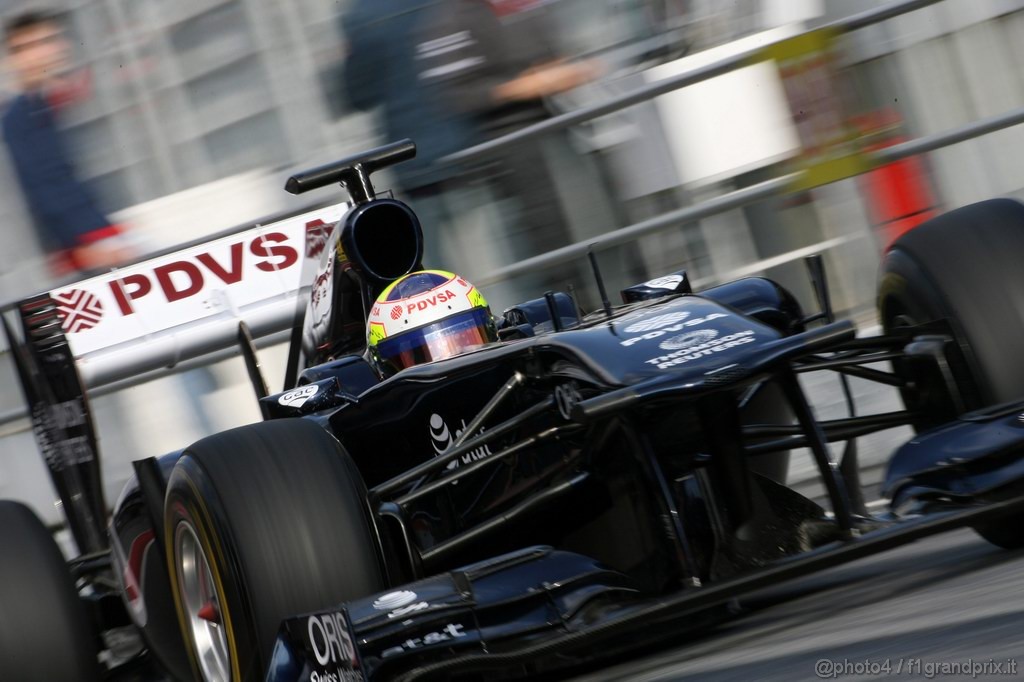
[48,203,348,387]
[644,26,803,188]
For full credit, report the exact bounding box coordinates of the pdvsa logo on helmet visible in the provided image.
[405,289,456,315]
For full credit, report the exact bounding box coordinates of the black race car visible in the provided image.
[4,140,1024,682]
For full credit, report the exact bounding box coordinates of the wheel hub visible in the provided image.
[175,521,231,682]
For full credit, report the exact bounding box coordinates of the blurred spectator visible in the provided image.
[340,0,476,268]
[416,0,600,291]
[2,9,131,278]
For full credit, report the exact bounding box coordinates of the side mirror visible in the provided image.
[260,377,359,420]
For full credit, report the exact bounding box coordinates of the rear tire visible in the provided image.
[879,199,1024,549]
[0,500,100,681]
[165,419,385,681]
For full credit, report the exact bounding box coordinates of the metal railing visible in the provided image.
[439,0,945,167]
[431,0,1024,290]
[468,105,1024,289]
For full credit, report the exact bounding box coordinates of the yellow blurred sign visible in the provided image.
[761,28,873,192]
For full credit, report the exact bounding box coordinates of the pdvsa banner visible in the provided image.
[49,204,347,362]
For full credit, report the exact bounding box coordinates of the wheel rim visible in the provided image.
[175,521,231,682]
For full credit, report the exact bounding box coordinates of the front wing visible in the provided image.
[266,546,642,682]
[267,487,1024,682]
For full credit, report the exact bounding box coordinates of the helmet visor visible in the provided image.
[375,307,495,374]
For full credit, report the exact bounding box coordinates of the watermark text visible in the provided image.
[814,658,1018,679]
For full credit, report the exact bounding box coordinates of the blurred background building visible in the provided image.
[2,0,1024,531]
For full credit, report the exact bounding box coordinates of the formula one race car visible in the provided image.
[3,140,1024,682]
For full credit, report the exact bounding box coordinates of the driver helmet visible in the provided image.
[367,270,496,376]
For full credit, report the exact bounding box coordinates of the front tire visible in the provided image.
[165,419,385,681]
[0,500,100,681]
[879,199,1024,549]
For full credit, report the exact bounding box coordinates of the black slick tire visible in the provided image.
[164,419,385,681]
[0,500,100,681]
[879,198,1024,549]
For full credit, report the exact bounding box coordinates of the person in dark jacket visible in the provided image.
[2,10,129,275]
[341,0,480,269]
[342,0,474,194]
[416,0,599,279]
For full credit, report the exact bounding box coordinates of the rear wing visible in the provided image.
[1,202,347,554]
[29,203,350,390]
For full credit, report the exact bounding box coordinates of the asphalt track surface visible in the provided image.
[570,529,1024,681]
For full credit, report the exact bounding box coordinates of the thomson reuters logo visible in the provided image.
[54,289,104,333]
[624,311,690,333]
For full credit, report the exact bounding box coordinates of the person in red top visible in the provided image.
[2,10,131,276]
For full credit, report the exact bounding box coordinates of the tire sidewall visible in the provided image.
[879,199,1024,408]
[0,501,100,681]
[165,458,258,682]
[164,420,385,682]
[879,248,987,411]
[878,199,1024,547]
